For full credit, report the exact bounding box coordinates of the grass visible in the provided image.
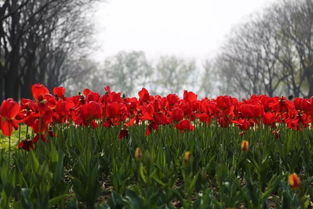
[0,123,312,208]
[0,125,28,149]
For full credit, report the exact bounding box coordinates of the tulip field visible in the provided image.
[1,84,313,209]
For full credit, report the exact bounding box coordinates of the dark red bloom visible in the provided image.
[218,116,230,128]
[18,139,35,151]
[145,122,158,136]
[175,119,194,132]
[118,129,129,140]
[271,129,280,139]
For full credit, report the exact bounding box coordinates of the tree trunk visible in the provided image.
[305,66,313,97]
[0,67,3,101]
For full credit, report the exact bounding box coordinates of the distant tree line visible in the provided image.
[216,0,313,98]
[0,0,99,100]
[66,0,313,98]
[63,51,215,97]
[2,0,311,100]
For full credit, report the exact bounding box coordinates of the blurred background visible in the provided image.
[1,0,312,100]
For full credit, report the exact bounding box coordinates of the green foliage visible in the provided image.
[0,125,313,208]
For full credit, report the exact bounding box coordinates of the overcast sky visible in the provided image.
[91,0,275,62]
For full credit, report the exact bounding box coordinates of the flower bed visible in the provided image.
[0,84,312,208]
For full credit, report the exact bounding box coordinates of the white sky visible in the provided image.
[91,0,275,62]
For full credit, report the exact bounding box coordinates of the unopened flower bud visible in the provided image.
[135,147,142,160]
[241,140,249,152]
[184,151,191,164]
[288,173,301,189]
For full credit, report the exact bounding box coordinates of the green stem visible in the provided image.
[18,125,21,143]
[8,135,11,166]
[26,125,29,137]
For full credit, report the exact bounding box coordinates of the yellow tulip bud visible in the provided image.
[241,140,249,152]
[135,147,142,160]
[184,151,191,164]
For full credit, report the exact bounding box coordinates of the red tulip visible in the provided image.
[171,107,184,121]
[138,88,150,103]
[237,103,263,118]
[32,84,50,101]
[0,99,20,136]
[183,90,197,103]
[233,118,251,130]
[53,86,66,98]
[175,119,194,132]
[288,173,301,189]
[79,101,103,124]
[166,94,180,106]
[118,129,129,140]
[18,139,35,151]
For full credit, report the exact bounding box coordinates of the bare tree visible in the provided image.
[152,56,196,96]
[216,21,269,97]
[0,0,100,100]
[272,0,313,97]
[92,51,153,96]
[198,59,215,97]
[62,58,98,96]
[216,0,313,98]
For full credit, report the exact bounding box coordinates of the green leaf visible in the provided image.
[48,194,72,206]
[30,151,39,172]
[139,164,147,184]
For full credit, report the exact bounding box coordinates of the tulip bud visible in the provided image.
[135,147,142,160]
[288,173,301,189]
[241,140,249,152]
[271,129,280,139]
[239,131,246,137]
[184,151,191,164]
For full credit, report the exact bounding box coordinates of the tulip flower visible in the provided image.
[53,86,66,98]
[175,119,194,132]
[32,83,49,102]
[18,139,35,151]
[241,140,249,152]
[118,129,129,140]
[0,99,20,136]
[288,173,301,189]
